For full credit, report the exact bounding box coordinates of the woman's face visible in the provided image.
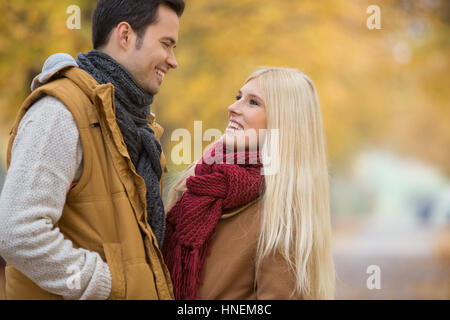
[224,78,267,150]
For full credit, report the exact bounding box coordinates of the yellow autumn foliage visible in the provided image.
[0,0,448,174]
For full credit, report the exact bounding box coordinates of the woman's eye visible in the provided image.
[163,42,170,48]
[250,99,259,106]
[236,95,241,101]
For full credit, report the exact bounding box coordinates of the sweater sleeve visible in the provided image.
[0,95,112,300]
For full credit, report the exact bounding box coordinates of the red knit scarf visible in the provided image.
[162,144,264,299]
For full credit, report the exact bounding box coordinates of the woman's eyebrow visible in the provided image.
[248,93,263,101]
[246,93,264,104]
[238,90,263,103]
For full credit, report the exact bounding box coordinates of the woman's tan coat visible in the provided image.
[166,163,303,300]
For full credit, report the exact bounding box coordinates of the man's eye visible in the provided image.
[236,95,241,101]
[163,42,170,48]
[250,99,259,106]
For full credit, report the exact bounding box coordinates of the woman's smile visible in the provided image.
[225,118,245,133]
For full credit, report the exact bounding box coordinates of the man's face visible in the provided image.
[124,5,180,95]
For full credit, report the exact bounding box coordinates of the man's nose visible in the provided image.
[167,51,178,69]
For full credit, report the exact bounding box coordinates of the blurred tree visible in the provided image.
[0,0,448,175]
[0,0,95,121]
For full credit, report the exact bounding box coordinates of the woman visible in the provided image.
[162,67,335,299]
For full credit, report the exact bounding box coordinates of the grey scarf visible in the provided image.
[76,50,165,248]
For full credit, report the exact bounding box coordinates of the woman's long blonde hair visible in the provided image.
[249,67,335,299]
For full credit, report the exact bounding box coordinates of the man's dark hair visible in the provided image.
[92,0,185,49]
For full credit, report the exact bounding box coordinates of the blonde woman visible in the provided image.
[162,67,335,300]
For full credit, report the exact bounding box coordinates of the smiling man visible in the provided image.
[0,0,184,300]
[97,1,180,95]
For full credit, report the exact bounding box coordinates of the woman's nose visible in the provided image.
[228,101,242,114]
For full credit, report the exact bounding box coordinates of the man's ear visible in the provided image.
[115,22,134,51]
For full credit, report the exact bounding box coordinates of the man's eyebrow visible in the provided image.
[161,36,177,45]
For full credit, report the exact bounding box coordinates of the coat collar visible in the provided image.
[221,197,260,219]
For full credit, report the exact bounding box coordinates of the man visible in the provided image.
[0,0,184,300]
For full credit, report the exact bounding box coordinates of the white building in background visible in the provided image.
[332,148,449,258]
[349,148,449,228]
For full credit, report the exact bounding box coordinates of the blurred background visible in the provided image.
[0,0,449,299]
